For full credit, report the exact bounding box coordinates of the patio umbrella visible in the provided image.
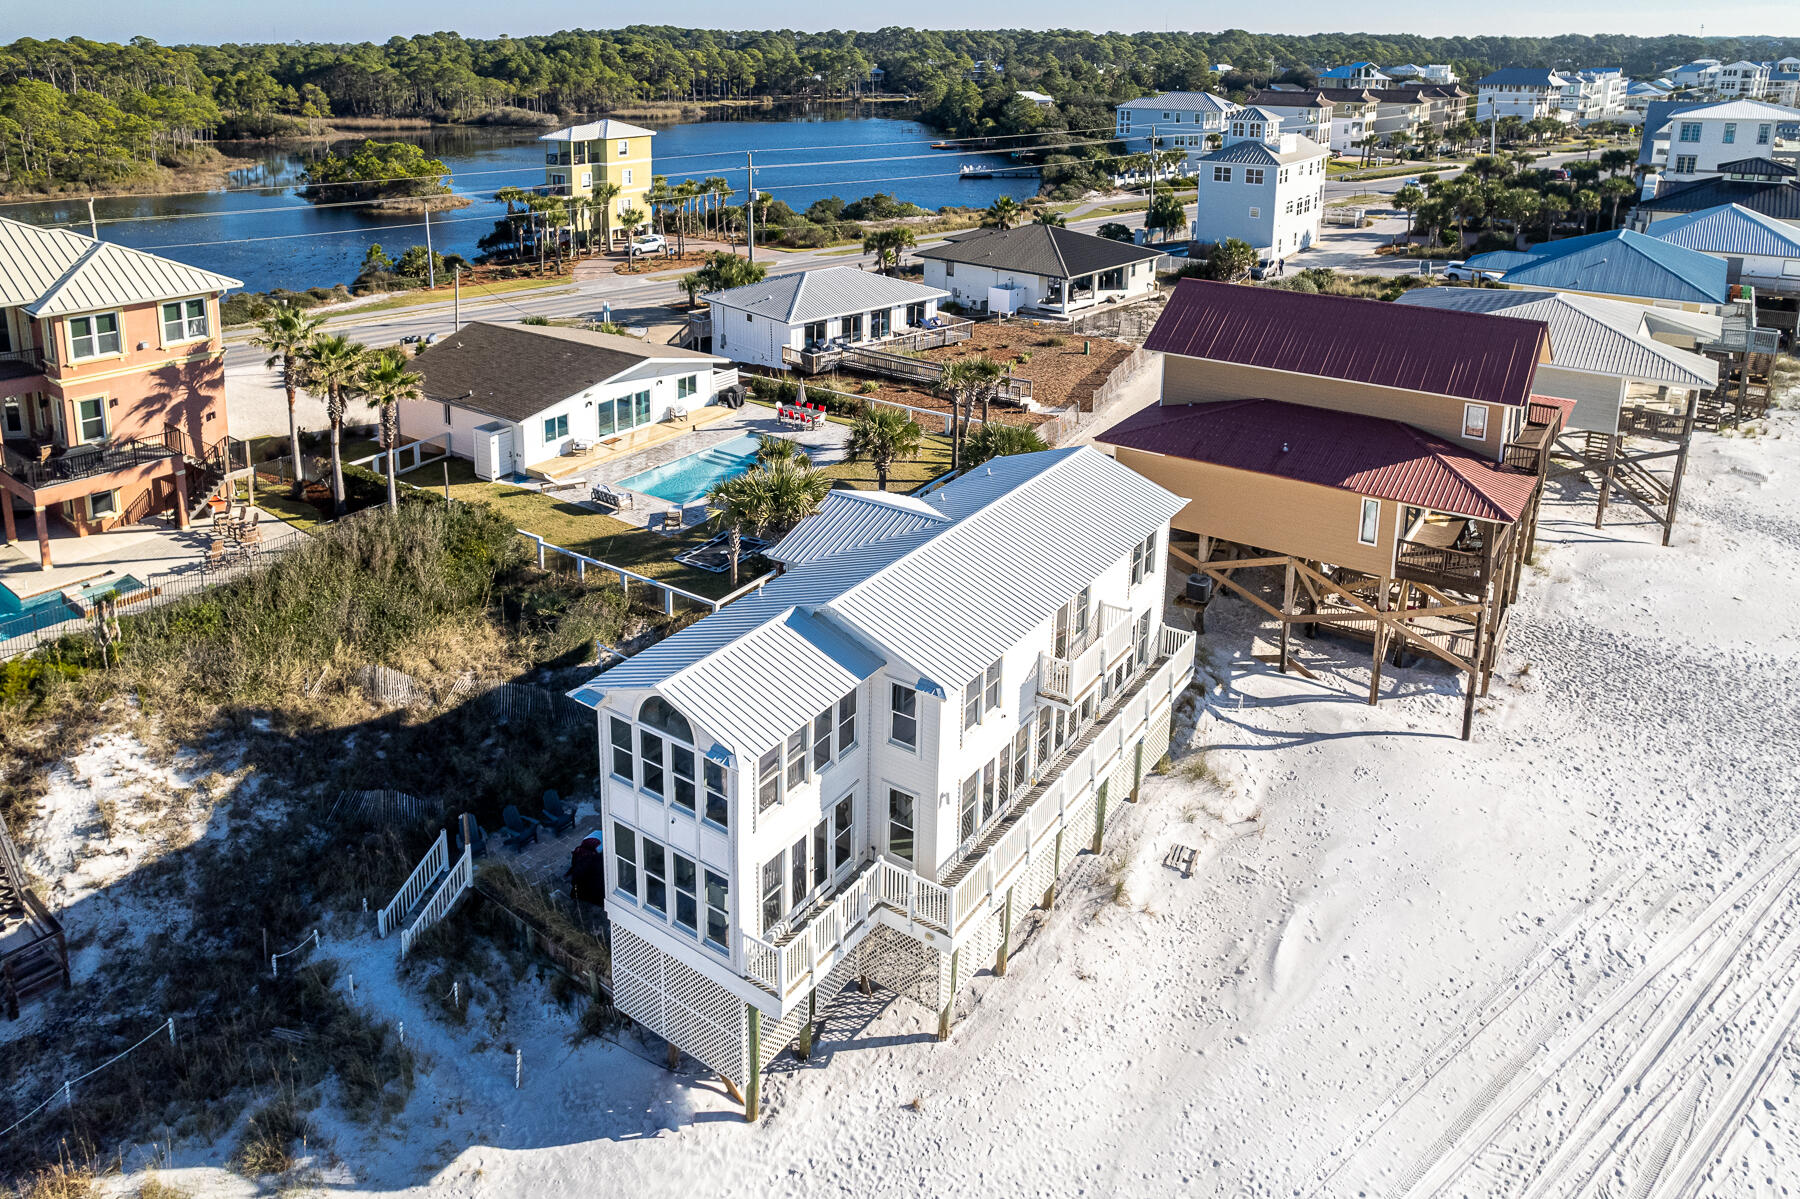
[794,380,807,410]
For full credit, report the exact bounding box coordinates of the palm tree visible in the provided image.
[359,348,423,510]
[707,469,773,588]
[846,403,924,491]
[1599,175,1637,228]
[250,304,325,497]
[862,226,916,274]
[591,181,622,253]
[984,195,1022,230]
[757,458,831,534]
[1392,184,1424,239]
[1033,209,1066,226]
[1537,192,1570,242]
[754,433,810,468]
[1573,187,1602,233]
[965,422,1048,468]
[941,355,1006,472]
[300,334,367,517]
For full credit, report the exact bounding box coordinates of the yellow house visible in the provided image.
[540,119,656,250]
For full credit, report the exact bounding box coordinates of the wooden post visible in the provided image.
[1595,434,1618,529]
[1042,829,1063,910]
[1,494,14,545]
[1131,741,1145,802]
[797,989,816,1059]
[32,506,50,570]
[995,887,1013,977]
[666,1039,682,1071]
[1462,586,1492,742]
[1478,534,1499,698]
[1278,561,1295,673]
[937,950,959,1041]
[1091,780,1109,854]
[1367,577,1390,705]
[744,1004,762,1121]
[1662,389,1701,548]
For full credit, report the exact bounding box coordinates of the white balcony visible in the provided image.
[1038,601,1134,705]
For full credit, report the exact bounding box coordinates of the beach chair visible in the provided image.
[501,805,539,851]
[660,508,684,533]
[455,814,489,859]
[540,790,577,836]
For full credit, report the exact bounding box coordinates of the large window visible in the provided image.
[76,398,106,443]
[639,729,665,797]
[761,854,784,932]
[673,853,698,934]
[785,727,809,788]
[813,708,834,772]
[1012,727,1032,790]
[1130,530,1158,585]
[641,837,667,914]
[703,758,729,828]
[1674,155,1697,174]
[868,308,891,338]
[1758,124,1772,145]
[68,313,121,360]
[804,320,828,346]
[1244,168,1265,185]
[757,747,781,811]
[960,771,980,841]
[984,658,1002,713]
[837,693,857,755]
[812,819,829,889]
[843,313,864,341]
[1358,497,1382,547]
[160,298,208,343]
[1054,587,1091,658]
[1678,122,1701,142]
[833,794,853,871]
[614,823,639,900]
[704,870,729,950]
[609,718,633,779]
[888,788,915,863]
[963,677,982,732]
[670,743,696,813]
[677,374,698,399]
[1723,122,1738,144]
[599,390,654,438]
[1462,403,1489,440]
[905,302,927,326]
[890,683,918,748]
[543,414,569,442]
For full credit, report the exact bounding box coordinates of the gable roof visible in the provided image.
[0,217,240,316]
[914,224,1160,280]
[570,448,1187,755]
[1143,279,1549,407]
[407,322,724,423]
[540,119,655,142]
[1201,136,1326,166]
[1248,89,1333,110]
[766,489,949,566]
[701,266,947,324]
[1636,175,1800,221]
[1096,398,1539,524]
[1717,156,1797,178]
[1657,98,1800,123]
[1391,288,1717,389]
[1478,68,1568,89]
[1117,91,1237,114]
[1647,202,1800,258]
[1465,229,1732,305]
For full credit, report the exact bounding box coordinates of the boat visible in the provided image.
[930,141,956,150]
[958,163,1042,180]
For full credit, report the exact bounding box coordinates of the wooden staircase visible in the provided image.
[0,814,69,1019]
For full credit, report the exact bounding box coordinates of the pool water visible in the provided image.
[0,575,146,640]
[617,434,764,506]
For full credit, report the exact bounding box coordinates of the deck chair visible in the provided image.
[540,790,576,836]
[455,814,489,859]
[501,805,539,851]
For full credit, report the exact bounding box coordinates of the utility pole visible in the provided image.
[1490,113,1497,156]
[745,151,756,263]
[424,208,435,288]
[453,265,461,330]
[87,197,97,240]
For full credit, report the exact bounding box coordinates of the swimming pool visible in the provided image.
[616,434,764,506]
[0,575,146,641]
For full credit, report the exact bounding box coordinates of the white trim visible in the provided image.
[1357,496,1382,546]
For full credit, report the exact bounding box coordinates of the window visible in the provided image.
[88,491,116,519]
[76,397,106,443]
[982,759,997,824]
[642,836,667,914]
[1675,155,1698,174]
[1678,122,1701,142]
[791,837,807,906]
[703,758,729,828]
[1244,168,1265,185]
[673,853,698,934]
[704,870,729,950]
[68,313,120,360]
[160,298,208,343]
[761,854,784,931]
[906,301,927,325]
[844,313,864,341]
[758,746,781,810]
[543,414,569,442]
[609,717,633,779]
[813,707,833,771]
[1279,167,1290,183]
[837,692,857,755]
[960,771,979,841]
[614,824,639,900]
[2,398,20,436]
[813,819,829,889]
[1462,402,1489,440]
[1723,123,1737,144]
[1213,166,1232,182]
[984,658,1002,713]
[888,789,915,863]
[890,683,918,748]
[1758,123,1773,145]
[639,729,665,797]
[1036,707,1053,766]
[1130,529,1158,584]
[1358,497,1382,547]
[963,677,982,732]
[869,308,891,338]
[804,319,827,345]
[617,139,630,156]
[670,743,696,812]
[945,261,955,277]
[1053,586,1091,658]
[622,168,633,185]
[677,374,697,399]
[833,794,853,870]
[1248,207,1261,219]
[442,401,453,425]
[1013,727,1031,789]
[784,727,810,788]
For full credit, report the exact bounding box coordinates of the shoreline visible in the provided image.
[0,146,262,205]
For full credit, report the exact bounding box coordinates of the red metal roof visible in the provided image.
[1144,279,1550,408]
[1097,398,1539,523]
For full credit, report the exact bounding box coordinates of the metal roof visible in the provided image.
[1392,289,1717,389]
[1466,230,1731,305]
[1248,90,1334,110]
[571,448,1185,755]
[0,217,240,315]
[1656,98,1800,122]
[701,266,947,324]
[1637,175,1800,221]
[1646,203,1800,259]
[765,489,949,566]
[1717,157,1798,177]
[1144,279,1549,408]
[1477,68,1569,88]
[540,119,655,142]
[914,224,1161,280]
[1096,398,1539,524]
[1117,91,1238,114]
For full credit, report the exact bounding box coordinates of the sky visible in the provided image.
[10,1,1799,44]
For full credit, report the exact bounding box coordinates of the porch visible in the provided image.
[780,317,975,375]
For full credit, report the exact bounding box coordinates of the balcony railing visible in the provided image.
[1038,601,1132,704]
[1396,538,1489,590]
[1617,405,1691,440]
[2,435,181,490]
[741,624,1196,1011]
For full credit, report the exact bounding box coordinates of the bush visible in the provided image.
[233,1098,314,1176]
[842,192,925,221]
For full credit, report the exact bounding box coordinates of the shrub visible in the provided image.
[233,1098,315,1176]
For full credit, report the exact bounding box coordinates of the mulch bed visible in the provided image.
[918,322,1134,413]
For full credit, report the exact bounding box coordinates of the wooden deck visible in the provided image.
[0,814,68,1019]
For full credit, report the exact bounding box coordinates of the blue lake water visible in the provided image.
[617,434,764,505]
[1,114,1041,294]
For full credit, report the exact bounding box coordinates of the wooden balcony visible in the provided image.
[1617,405,1690,441]
[1395,537,1490,591]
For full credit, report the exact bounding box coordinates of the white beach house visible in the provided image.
[1191,108,1329,259]
[569,447,1196,1117]
[700,266,949,372]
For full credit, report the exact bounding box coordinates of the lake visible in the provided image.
[2,114,1043,294]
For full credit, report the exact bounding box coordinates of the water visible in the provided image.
[1,115,1041,294]
[0,575,144,640]
[617,434,764,505]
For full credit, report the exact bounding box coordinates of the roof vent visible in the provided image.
[1281,442,1289,453]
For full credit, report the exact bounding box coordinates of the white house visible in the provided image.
[1476,68,1574,122]
[402,322,733,480]
[1241,90,1337,151]
[914,224,1162,317]
[1560,69,1628,125]
[1114,91,1239,150]
[1192,108,1329,259]
[569,448,1196,1117]
[1015,90,1055,108]
[1770,71,1800,108]
[700,267,949,372]
[1671,60,1723,91]
[1318,62,1389,87]
[1649,99,1800,181]
[1646,202,1800,294]
[1713,61,1771,99]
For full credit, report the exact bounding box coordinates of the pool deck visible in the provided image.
[0,505,292,602]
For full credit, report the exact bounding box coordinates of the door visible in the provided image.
[495,427,516,478]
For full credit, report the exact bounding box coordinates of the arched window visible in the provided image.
[639,696,694,744]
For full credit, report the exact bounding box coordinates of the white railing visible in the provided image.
[1039,603,1132,704]
[400,843,473,958]
[741,626,1197,1006]
[378,830,447,938]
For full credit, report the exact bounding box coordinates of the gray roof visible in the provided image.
[1392,288,1717,388]
[1201,134,1327,166]
[914,224,1160,280]
[1648,203,1800,258]
[1117,91,1238,114]
[408,322,725,422]
[1636,175,1800,222]
[0,216,240,316]
[1478,68,1568,89]
[767,489,948,566]
[570,448,1186,756]
[702,266,947,324]
[540,119,655,142]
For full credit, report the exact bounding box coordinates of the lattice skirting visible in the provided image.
[760,950,871,1068]
[611,925,750,1087]
[860,923,949,1013]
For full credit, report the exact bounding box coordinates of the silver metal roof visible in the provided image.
[571,448,1185,757]
[539,119,655,142]
[766,489,948,567]
[1393,288,1718,389]
[0,217,241,316]
[1117,91,1238,114]
[702,266,948,324]
[1647,203,1800,259]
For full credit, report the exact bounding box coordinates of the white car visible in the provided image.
[630,233,667,255]
[1439,260,1478,281]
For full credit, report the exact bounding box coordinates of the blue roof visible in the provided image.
[1647,203,1800,258]
[1478,68,1566,89]
[1468,230,1731,305]
[1320,62,1380,78]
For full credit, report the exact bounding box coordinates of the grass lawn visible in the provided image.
[740,398,953,491]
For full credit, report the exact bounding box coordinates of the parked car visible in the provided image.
[1439,260,1477,281]
[631,233,667,255]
